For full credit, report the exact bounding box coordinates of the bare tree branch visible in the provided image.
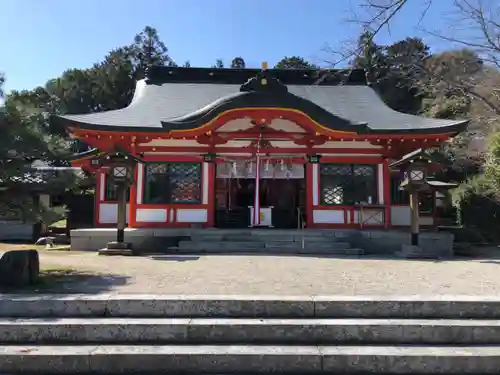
[314,0,415,84]
[329,0,500,118]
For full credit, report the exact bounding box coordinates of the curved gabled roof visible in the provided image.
[52,66,468,135]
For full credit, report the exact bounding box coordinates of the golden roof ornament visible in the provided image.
[261,61,268,85]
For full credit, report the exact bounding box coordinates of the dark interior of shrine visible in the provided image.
[214,177,306,229]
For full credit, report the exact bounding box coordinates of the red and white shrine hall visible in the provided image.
[53,65,468,230]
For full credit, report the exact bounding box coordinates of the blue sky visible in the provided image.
[1,0,455,93]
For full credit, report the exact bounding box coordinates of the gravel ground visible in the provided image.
[22,251,500,295]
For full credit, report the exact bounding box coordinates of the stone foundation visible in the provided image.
[70,228,454,257]
[350,230,454,258]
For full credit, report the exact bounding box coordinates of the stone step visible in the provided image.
[0,344,499,373]
[3,295,500,319]
[171,248,365,256]
[197,229,349,235]
[178,241,265,250]
[2,317,500,345]
[177,241,352,251]
[193,230,351,239]
[192,235,342,242]
[264,241,351,249]
[170,246,363,256]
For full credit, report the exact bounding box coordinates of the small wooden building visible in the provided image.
[53,65,468,230]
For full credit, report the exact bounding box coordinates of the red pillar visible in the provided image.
[94,171,103,227]
[206,162,216,227]
[383,159,391,227]
[306,163,314,228]
[128,164,138,228]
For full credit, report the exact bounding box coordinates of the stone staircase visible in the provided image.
[1,295,500,373]
[168,229,364,256]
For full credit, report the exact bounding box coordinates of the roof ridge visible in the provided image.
[145,65,368,86]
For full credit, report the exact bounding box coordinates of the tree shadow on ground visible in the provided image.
[155,252,498,263]
[148,255,200,262]
[0,268,130,294]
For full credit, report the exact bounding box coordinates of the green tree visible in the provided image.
[274,56,318,69]
[0,72,4,98]
[212,59,224,68]
[451,131,500,241]
[353,33,429,114]
[131,26,176,79]
[352,34,489,179]
[0,82,76,223]
[230,57,246,69]
[0,25,176,224]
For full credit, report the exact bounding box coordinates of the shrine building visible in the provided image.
[53,65,468,230]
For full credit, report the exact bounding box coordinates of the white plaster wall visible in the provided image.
[217,140,253,148]
[136,208,167,223]
[139,139,202,147]
[390,206,434,226]
[215,118,254,132]
[176,209,208,223]
[99,203,130,224]
[313,210,345,224]
[268,119,307,133]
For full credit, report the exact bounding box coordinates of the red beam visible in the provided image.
[320,156,384,164]
[69,118,456,142]
[137,146,385,154]
[217,131,308,140]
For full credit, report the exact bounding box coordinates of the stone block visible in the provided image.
[0,295,108,317]
[87,345,322,373]
[28,249,40,284]
[320,345,500,373]
[99,241,134,256]
[5,315,500,346]
[313,296,500,319]
[105,295,315,318]
[88,237,110,251]
[0,345,92,373]
[367,230,385,239]
[0,318,190,343]
[185,317,500,345]
[70,235,93,251]
[0,250,39,287]
[332,230,355,238]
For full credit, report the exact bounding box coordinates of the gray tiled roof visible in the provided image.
[57,79,466,133]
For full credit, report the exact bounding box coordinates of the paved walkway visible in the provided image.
[16,251,500,295]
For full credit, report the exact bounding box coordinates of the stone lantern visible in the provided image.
[93,149,143,255]
[389,149,433,250]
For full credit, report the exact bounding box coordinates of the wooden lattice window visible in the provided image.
[143,162,202,204]
[320,164,377,205]
[104,175,130,202]
[390,174,410,204]
[104,177,130,201]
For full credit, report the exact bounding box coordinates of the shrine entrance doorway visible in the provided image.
[214,160,306,229]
